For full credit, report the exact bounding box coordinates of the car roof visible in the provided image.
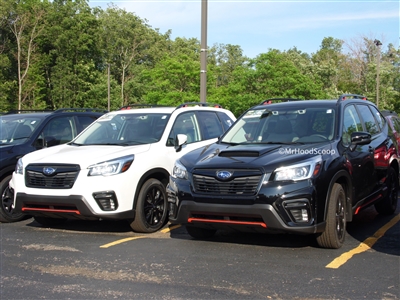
[251,97,375,111]
[381,110,398,117]
[1,108,106,119]
[251,99,338,110]
[0,112,53,119]
[112,103,232,115]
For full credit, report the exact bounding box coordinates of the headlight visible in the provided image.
[88,155,134,176]
[274,159,321,181]
[15,158,23,175]
[172,160,188,179]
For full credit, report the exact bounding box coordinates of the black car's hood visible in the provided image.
[180,142,333,173]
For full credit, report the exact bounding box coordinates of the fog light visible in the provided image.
[93,191,118,211]
[283,200,311,223]
[301,208,308,221]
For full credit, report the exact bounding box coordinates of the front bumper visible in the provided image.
[167,177,326,235]
[11,167,138,219]
[14,192,134,220]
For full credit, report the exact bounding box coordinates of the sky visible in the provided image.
[90,0,399,58]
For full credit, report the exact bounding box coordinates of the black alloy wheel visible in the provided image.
[375,167,399,215]
[129,178,168,233]
[316,183,346,249]
[0,175,29,223]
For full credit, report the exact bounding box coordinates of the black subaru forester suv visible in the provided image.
[167,94,399,249]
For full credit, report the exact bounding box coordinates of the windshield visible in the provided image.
[221,106,336,144]
[0,115,43,145]
[73,112,171,145]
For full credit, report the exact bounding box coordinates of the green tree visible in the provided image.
[40,0,103,109]
[99,5,166,107]
[311,37,347,97]
[143,38,202,105]
[1,0,47,110]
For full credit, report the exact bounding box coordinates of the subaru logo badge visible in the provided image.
[43,167,56,176]
[216,170,232,180]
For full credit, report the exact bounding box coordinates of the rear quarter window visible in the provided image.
[357,105,379,135]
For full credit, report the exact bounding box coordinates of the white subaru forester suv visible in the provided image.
[10,103,235,233]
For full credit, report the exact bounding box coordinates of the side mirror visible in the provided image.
[349,131,371,151]
[34,138,45,149]
[45,136,59,147]
[174,134,187,152]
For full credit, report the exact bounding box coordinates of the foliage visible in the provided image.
[0,1,398,116]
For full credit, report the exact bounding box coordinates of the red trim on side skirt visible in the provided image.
[354,194,382,215]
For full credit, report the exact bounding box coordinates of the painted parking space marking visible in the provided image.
[99,225,181,248]
[326,214,400,269]
[100,236,147,248]
[160,224,181,233]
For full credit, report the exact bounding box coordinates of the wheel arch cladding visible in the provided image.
[132,168,170,210]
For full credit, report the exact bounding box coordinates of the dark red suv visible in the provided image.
[382,110,400,155]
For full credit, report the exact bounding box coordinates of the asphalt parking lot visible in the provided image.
[1,197,399,299]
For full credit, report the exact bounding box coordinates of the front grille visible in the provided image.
[193,174,261,195]
[25,164,80,189]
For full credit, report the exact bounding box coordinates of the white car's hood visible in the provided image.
[21,143,151,168]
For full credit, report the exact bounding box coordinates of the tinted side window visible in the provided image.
[393,117,400,132]
[168,112,200,146]
[198,111,223,140]
[76,116,98,133]
[357,105,379,135]
[342,105,362,145]
[369,106,386,130]
[216,112,234,131]
[40,116,74,146]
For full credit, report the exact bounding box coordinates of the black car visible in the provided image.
[0,108,107,223]
[167,94,399,249]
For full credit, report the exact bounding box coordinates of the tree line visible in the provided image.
[1,0,399,117]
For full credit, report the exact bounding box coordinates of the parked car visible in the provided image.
[381,110,400,155]
[10,103,236,233]
[167,95,399,249]
[0,108,107,223]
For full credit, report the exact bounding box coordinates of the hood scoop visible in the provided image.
[218,146,280,158]
[218,150,260,157]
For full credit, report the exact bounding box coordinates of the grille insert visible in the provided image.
[25,164,80,189]
[193,174,261,195]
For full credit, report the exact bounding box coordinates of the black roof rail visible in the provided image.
[175,102,223,109]
[5,109,54,115]
[119,104,170,110]
[337,94,367,103]
[259,98,302,105]
[54,108,108,113]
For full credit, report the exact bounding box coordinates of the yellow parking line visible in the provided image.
[100,225,182,248]
[326,214,400,269]
[100,236,147,248]
[160,224,181,233]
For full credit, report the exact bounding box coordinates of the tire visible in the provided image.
[316,183,346,249]
[186,226,216,239]
[129,178,168,233]
[375,167,399,215]
[33,216,67,227]
[0,175,30,223]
